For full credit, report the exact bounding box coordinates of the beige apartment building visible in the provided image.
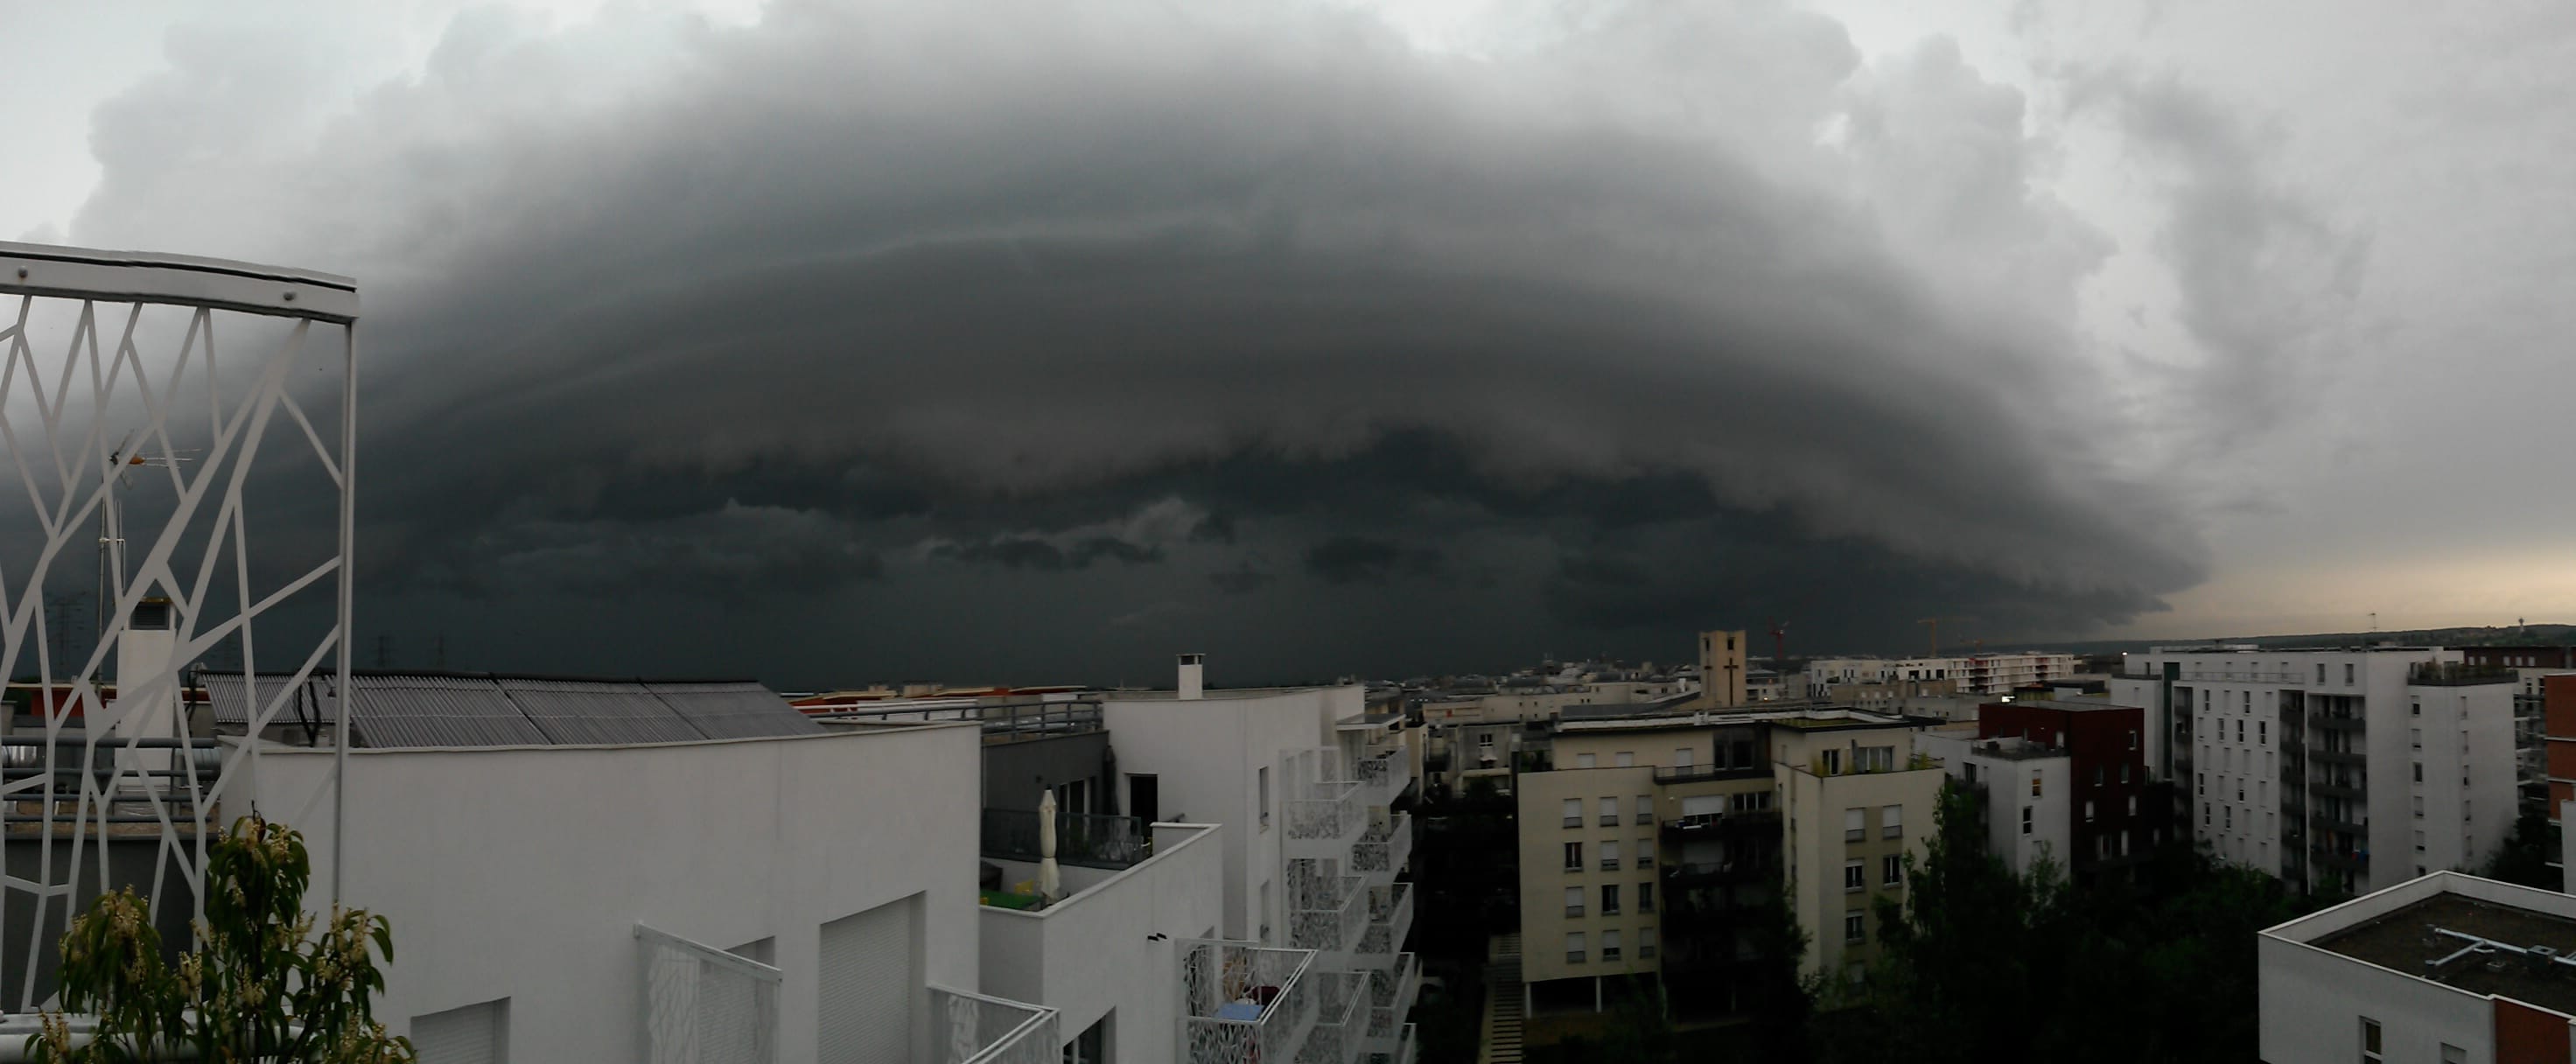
[1513,708,1944,1013]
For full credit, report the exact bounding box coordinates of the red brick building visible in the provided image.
[1978,698,2170,882]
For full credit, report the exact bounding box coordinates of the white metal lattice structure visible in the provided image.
[0,242,358,1011]
[1180,940,1317,1064]
[639,925,782,1064]
[927,984,1060,1064]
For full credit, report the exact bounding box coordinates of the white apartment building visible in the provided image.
[2111,648,2516,895]
[1807,653,2080,698]
[2259,872,2576,1064]
[1915,728,2072,877]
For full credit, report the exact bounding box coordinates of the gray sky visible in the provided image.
[5,0,2569,687]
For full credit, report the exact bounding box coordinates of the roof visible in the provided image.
[2307,891,2576,1017]
[202,672,819,748]
[1984,697,2138,713]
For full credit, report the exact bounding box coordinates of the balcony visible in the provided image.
[1291,873,1368,962]
[1659,808,1779,839]
[928,985,1061,1064]
[1352,813,1412,879]
[1183,941,1318,1064]
[1356,751,1414,809]
[2314,850,2370,875]
[2307,711,2366,733]
[2310,810,2368,836]
[1652,763,1772,785]
[2176,670,2306,684]
[2309,748,2366,767]
[1298,970,1368,1064]
[1356,883,1414,963]
[980,808,1147,870]
[2410,663,2516,687]
[2309,780,2367,802]
[1368,952,1420,1032]
[1287,779,1368,859]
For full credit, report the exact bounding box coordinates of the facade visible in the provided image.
[1918,728,2072,877]
[1918,700,2173,884]
[1806,654,2079,698]
[2259,871,2576,1064]
[1418,679,1690,795]
[2459,647,2576,815]
[2112,648,2517,895]
[2548,676,2576,888]
[1698,630,1749,708]
[1513,708,1942,1013]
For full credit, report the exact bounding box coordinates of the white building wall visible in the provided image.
[237,724,985,1064]
[2257,933,2494,1064]
[978,822,1226,1064]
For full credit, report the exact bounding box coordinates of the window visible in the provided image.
[1600,839,1620,870]
[2441,1045,2466,1064]
[1258,767,1270,829]
[1844,860,1865,892]
[1733,740,1754,766]
[2224,807,2232,830]
[2236,719,2245,743]
[2128,729,2138,751]
[1674,748,1694,768]
[1565,886,1585,917]
[1636,840,1654,867]
[410,998,507,1064]
[1564,842,1582,872]
[1844,808,1866,843]
[2021,807,2033,835]
[1563,799,1582,829]
[2345,663,2356,684]
[1576,752,1596,768]
[2415,830,2426,853]
[1883,854,1902,886]
[2120,764,2131,784]
[2316,663,2327,684]
[2259,720,2268,744]
[1882,804,1902,838]
[2413,762,2424,783]
[1640,927,1657,959]
[2360,1018,2381,1063]
[1635,795,1654,824]
[2412,701,2421,718]
[2411,728,2422,750]
[2243,690,2251,710]
[1640,881,1655,913]
[2031,772,2043,797]
[2084,801,2096,822]
[1601,929,1621,962]
[1478,732,1495,750]
[2196,773,2204,795]
[1600,797,1620,826]
[1614,752,1635,767]
[1566,932,1586,964]
[2127,795,2138,816]
[2413,795,2425,816]
[1844,911,1866,943]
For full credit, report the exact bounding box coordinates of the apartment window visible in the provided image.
[2412,795,2424,816]
[2346,663,2356,684]
[1567,932,1586,964]
[1601,929,1622,962]
[2258,720,2267,744]
[2236,783,2244,802]
[2360,1018,2381,1063]
[2317,663,2327,684]
[1601,797,1620,826]
[1881,804,1902,839]
[1636,840,1654,867]
[1565,886,1585,917]
[2084,801,2095,822]
[1639,927,1657,959]
[2127,729,2138,751]
[2415,830,2426,853]
[2119,764,2132,784]
[2021,808,2033,835]
[1639,881,1656,913]
[1600,840,1620,871]
[2413,763,2424,783]
[1844,860,1866,892]
[1882,853,1902,886]
[2224,807,2232,830]
[1602,885,1621,915]
[1844,911,1866,943]
[2441,1045,2466,1064]
[1615,752,1635,767]
[1576,753,1596,768]
[2411,728,2422,750]
[2243,691,2251,710]
[2031,772,2042,797]
[2127,795,2138,816]
[2236,720,2244,743]
[2412,701,2421,718]
[1478,732,1494,750]
[2196,773,2204,795]
[1564,842,1582,872]
[2464,800,2472,820]
[1258,767,1270,829]
[2202,806,2210,826]
[1844,808,1865,843]
[410,998,507,1064]
[1674,747,1694,768]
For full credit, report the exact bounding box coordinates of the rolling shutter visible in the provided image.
[412,998,506,1064]
[818,897,916,1063]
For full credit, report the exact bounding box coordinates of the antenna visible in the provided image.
[96,436,197,641]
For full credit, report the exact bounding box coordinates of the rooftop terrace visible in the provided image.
[2309,892,2576,1016]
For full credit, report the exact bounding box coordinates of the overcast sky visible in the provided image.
[4,0,2567,687]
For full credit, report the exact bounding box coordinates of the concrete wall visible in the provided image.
[979,823,1224,1064]
[2258,928,2494,1064]
[238,723,984,1064]
[984,731,1110,813]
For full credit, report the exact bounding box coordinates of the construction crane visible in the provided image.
[1768,620,1789,673]
[1915,616,1972,657]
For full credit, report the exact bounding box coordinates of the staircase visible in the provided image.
[1477,934,1524,1064]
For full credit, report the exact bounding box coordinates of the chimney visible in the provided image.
[111,597,183,780]
[1177,653,1205,700]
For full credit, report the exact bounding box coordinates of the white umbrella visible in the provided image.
[1038,790,1062,904]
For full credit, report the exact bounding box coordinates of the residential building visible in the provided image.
[2112,647,2517,895]
[1806,653,2080,698]
[2457,647,2576,815]
[1512,707,1942,1015]
[1418,678,1690,795]
[2547,676,2576,891]
[2259,871,2576,1064]
[1916,699,2173,885]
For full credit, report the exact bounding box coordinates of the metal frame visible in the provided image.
[0,242,357,1011]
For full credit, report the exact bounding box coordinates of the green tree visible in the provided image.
[28,816,415,1063]
[2480,811,2559,889]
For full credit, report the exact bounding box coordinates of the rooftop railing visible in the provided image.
[979,808,1148,870]
[2410,663,2518,687]
[805,697,1102,741]
[928,984,1060,1064]
[1182,941,1317,1064]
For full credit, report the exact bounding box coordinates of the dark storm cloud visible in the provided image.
[46,0,2276,680]
[1305,538,1445,585]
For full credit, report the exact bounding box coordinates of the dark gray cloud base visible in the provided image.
[53,0,2239,684]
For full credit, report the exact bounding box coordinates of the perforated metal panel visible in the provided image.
[819,898,914,1064]
[640,925,780,1064]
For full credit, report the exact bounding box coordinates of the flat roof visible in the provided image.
[1984,697,2138,713]
[2309,892,2576,1017]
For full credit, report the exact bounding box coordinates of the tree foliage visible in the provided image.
[2480,810,2559,889]
[28,816,416,1063]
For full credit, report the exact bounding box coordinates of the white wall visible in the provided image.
[2258,933,2494,1064]
[239,724,984,1064]
[979,823,1225,1064]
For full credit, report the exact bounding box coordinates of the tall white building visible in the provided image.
[2111,647,2516,895]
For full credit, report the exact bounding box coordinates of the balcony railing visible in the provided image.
[1291,874,1368,958]
[2309,748,2366,766]
[2307,711,2366,732]
[2309,780,2367,802]
[1298,970,1368,1064]
[2411,663,2517,687]
[979,808,1148,870]
[1287,779,1368,858]
[1659,808,1778,837]
[804,696,1102,741]
[1352,813,1412,878]
[1356,751,1414,808]
[928,984,1061,1064]
[1396,1023,1418,1064]
[2310,810,2367,836]
[1183,941,1317,1064]
[2175,671,2306,684]
[1368,951,1421,1027]
[1651,763,1772,784]
[1357,883,1414,962]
